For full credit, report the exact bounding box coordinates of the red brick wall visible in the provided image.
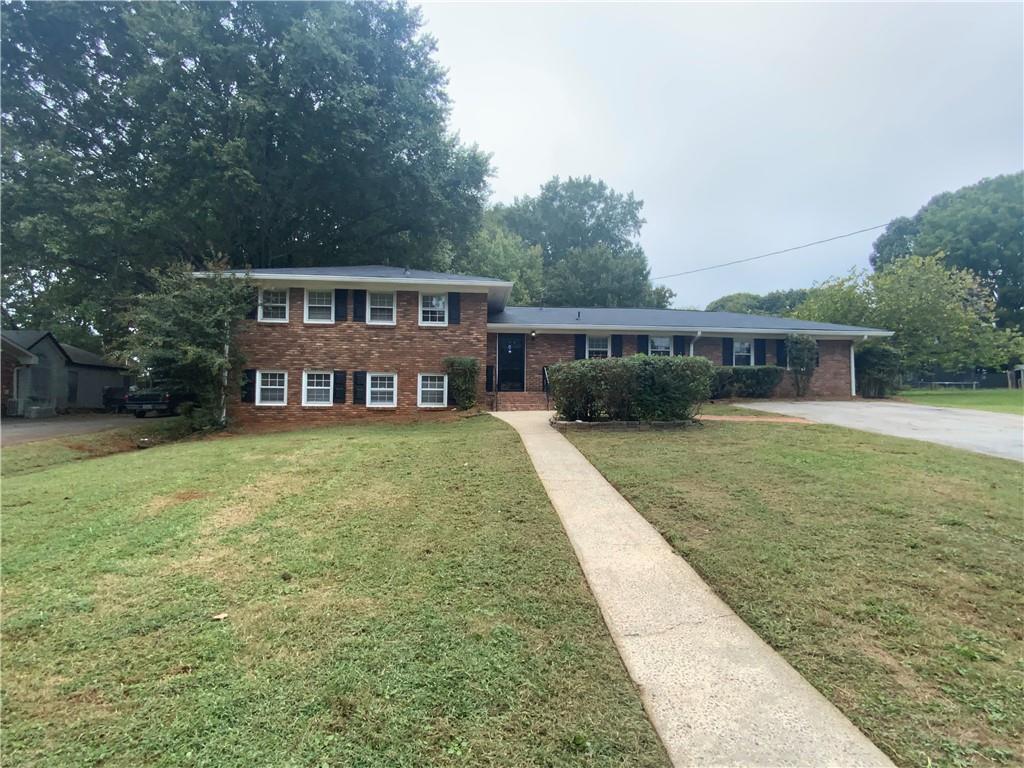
[505,332,854,400]
[231,288,488,425]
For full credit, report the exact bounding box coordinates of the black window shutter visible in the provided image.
[353,371,366,404]
[722,337,734,366]
[673,335,688,356]
[754,338,767,366]
[611,335,623,357]
[574,334,586,359]
[636,335,649,354]
[245,288,259,319]
[334,290,348,321]
[241,369,256,402]
[485,365,494,392]
[353,290,367,322]
[448,292,461,324]
[776,339,788,367]
[332,371,347,403]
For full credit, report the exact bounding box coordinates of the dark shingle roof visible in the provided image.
[61,343,124,369]
[487,306,890,336]
[1,329,49,349]
[223,265,511,285]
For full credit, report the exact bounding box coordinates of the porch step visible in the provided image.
[492,391,551,411]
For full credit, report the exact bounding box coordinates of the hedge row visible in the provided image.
[548,355,715,422]
[711,366,784,399]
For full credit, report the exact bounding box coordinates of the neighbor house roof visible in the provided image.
[201,265,515,312]
[487,306,892,338]
[0,329,124,369]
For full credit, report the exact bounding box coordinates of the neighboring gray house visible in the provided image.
[1,330,127,417]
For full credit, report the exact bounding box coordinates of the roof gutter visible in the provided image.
[486,323,893,338]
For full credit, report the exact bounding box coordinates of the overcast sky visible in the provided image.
[419,2,1023,309]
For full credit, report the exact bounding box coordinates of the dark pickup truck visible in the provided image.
[126,388,197,418]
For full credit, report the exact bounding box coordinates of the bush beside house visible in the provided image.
[711,366,784,399]
[548,355,714,422]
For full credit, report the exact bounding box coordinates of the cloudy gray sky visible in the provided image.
[419,2,1023,309]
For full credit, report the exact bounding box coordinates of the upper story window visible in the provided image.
[586,335,609,359]
[368,292,396,325]
[419,293,448,326]
[733,339,753,366]
[649,336,671,356]
[304,289,334,323]
[259,289,288,322]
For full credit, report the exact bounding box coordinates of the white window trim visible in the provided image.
[418,292,448,327]
[732,338,755,367]
[304,288,335,324]
[302,370,334,407]
[586,335,610,359]
[417,373,448,408]
[258,288,289,324]
[255,370,288,406]
[366,372,398,408]
[366,291,397,326]
[648,336,672,356]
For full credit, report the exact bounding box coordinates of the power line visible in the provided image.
[652,224,888,280]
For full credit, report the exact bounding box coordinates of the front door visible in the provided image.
[497,333,526,392]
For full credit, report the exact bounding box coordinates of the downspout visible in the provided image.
[690,331,702,357]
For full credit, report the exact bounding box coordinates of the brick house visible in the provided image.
[215,266,891,424]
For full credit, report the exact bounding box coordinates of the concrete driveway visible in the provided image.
[744,401,1023,462]
[0,413,135,447]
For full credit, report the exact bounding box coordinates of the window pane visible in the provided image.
[650,336,671,356]
[421,294,447,323]
[734,340,752,365]
[262,290,287,320]
[369,374,396,404]
[588,336,609,359]
[307,291,332,320]
[369,293,394,322]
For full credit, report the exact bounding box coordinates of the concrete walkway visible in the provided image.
[494,411,893,768]
[743,400,1023,462]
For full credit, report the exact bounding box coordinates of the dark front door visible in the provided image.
[497,333,526,392]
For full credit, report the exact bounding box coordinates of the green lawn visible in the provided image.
[568,422,1023,768]
[1,417,667,767]
[898,388,1024,415]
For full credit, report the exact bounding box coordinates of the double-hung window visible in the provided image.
[256,370,287,405]
[304,289,334,323]
[368,292,396,325]
[586,335,609,359]
[367,373,397,407]
[302,371,333,406]
[649,336,671,356]
[733,339,753,366]
[417,373,447,407]
[419,293,448,326]
[259,289,288,322]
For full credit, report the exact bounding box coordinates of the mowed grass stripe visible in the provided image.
[568,421,1023,768]
[2,417,668,767]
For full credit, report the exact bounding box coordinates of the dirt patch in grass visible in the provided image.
[140,489,209,518]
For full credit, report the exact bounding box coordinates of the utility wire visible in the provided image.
[652,224,888,280]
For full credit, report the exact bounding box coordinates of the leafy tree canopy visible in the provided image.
[2,1,490,342]
[453,211,543,305]
[869,173,1024,329]
[705,289,809,316]
[495,176,671,308]
[795,255,1022,375]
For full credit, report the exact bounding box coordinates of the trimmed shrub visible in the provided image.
[443,356,479,409]
[548,355,714,422]
[711,366,784,399]
[855,344,900,398]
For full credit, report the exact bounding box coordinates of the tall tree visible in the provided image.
[795,256,1022,375]
[705,289,809,315]
[453,211,543,305]
[2,1,490,342]
[498,175,670,307]
[869,173,1024,329]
